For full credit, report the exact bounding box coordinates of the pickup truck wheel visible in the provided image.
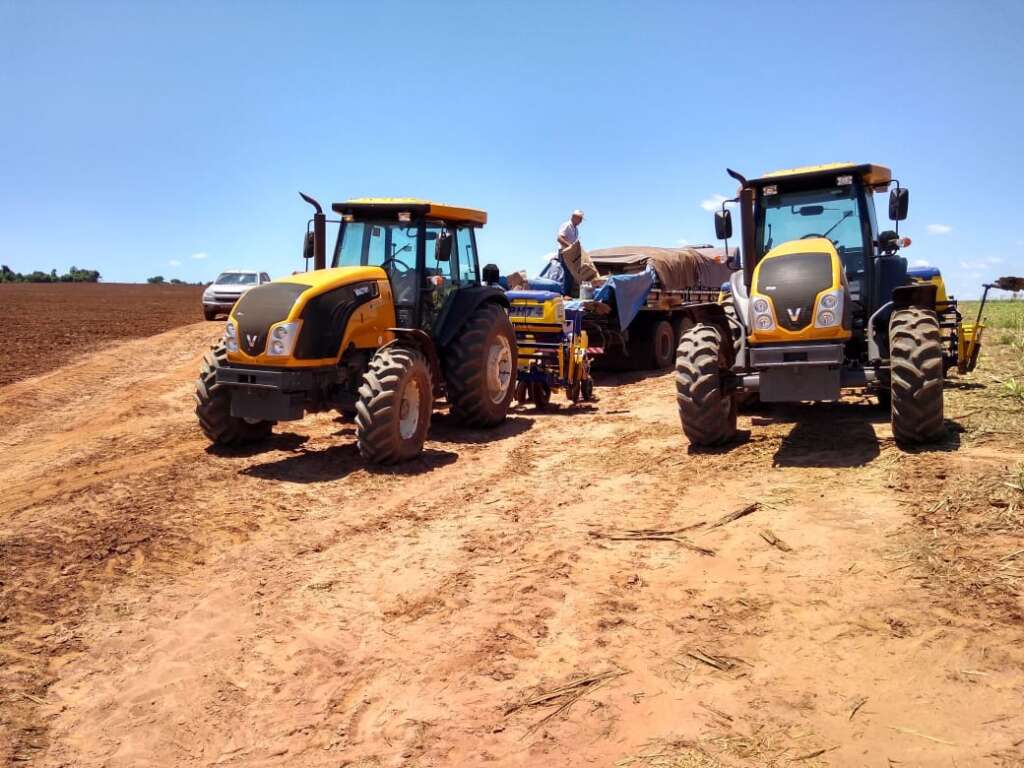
[890,308,945,444]
[203,308,217,321]
[195,344,274,445]
[355,345,433,464]
[675,325,737,447]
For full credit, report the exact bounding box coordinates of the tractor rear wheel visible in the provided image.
[443,302,516,427]
[355,345,433,464]
[674,324,737,447]
[195,344,275,445]
[889,308,945,444]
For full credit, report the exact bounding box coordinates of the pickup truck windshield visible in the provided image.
[215,273,257,285]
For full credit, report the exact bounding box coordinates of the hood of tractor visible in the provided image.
[225,266,395,365]
[747,238,852,344]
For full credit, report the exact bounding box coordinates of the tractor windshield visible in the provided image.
[333,221,422,305]
[758,186,868,288]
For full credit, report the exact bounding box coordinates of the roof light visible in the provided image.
[837,175,853,186]
[397,211,412,223]
[763,184,778,195]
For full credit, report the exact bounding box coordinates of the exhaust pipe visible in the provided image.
[726,170,757,289]
[299,192,327,271]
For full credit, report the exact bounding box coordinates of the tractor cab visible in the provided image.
[328,198,486,332]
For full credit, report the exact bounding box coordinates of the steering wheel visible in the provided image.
[380,256,412,273]
[800,233,827,239]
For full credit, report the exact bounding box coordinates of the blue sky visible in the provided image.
[2,1,1021,298]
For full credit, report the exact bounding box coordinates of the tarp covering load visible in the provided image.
[588,245,735,291]
[593,269,656,330]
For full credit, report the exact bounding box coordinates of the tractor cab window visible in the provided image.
[759,185,867,294]
[455,226,479,284]
[424,224,458,284]
[334,220,420,305]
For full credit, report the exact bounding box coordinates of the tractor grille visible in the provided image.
[232,283,308,356]
[756,253,834,332]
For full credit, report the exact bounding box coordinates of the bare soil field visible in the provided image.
[1,283,205,387]
[1,312,1022,767]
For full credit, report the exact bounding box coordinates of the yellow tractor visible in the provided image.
[195,196,517,463]
[676,163,978,447]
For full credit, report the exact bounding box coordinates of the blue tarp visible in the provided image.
[593,267,656,330]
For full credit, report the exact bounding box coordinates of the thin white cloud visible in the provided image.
[926,224,952,235]
[911,259,931,267]
[986,256,1004,265]
[191,252,208,260]
[676,238,690,246]
[168,259,182,267]
[700,194,734,212]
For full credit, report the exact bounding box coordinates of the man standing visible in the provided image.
[557,209,584,249]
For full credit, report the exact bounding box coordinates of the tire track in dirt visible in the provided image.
[2,326,1023,766]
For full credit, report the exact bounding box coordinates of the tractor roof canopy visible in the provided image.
[752,163,892,192]
[331,197,487,226]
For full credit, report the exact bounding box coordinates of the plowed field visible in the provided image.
[2,283,205,387]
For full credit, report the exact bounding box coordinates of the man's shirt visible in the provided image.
[558,220,579,245]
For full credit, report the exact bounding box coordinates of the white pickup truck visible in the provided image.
[201,270,272,320]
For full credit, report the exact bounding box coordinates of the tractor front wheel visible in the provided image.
[195,344,275,445]
[355,345,433,464]
[674,324,737,447]
[443,302,517,427]
[889,308,945,444]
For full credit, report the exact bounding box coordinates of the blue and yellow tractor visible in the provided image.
[507,290,596,408]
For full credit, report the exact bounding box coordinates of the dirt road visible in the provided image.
[2,323,1022,766]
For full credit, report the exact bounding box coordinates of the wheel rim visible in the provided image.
[399,379,421,440]
[486,336,513,404]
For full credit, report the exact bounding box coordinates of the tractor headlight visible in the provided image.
[224,319,239,351]
[814,290,844,328]
[265,321,301,357]
[750,295,776,331]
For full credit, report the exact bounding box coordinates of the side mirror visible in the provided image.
[889,187,909,221]
[302,231,315,261]
[436,231,453,262]
[714,209,733,240]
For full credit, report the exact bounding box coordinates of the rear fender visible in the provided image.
[892,283,937,311]
[434,286,510,347]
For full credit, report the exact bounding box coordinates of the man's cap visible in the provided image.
[572,209,585,218]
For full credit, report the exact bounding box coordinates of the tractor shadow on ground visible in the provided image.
[205,431,310,458]
[512,402,600,417]
[239,442,458,483]
[427,413,535,444]
[592,368,669,387]
[766,402,887,468]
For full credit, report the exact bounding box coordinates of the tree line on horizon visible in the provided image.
[1,264,101,283]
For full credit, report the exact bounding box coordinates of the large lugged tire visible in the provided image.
[195,344,275,445]
[675,324,737,447]
[890,308,945,444]
[443,302,516,427]
[355,345,433,464]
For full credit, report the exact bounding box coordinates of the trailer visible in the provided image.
[578,245,737,369]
